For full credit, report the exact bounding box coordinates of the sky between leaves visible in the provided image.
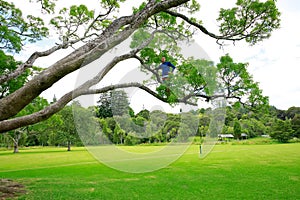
[9,0,300,112]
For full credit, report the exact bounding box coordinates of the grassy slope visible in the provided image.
[0,144,300,200]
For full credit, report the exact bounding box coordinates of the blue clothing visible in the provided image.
[158,62,175,78]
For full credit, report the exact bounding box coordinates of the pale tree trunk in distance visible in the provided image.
[12,131,21,153]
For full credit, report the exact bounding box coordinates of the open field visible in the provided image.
[1,143,300,199]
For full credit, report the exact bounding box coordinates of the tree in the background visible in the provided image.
[6,128,27,153]
[270,106,300,121]
[99,118,113,143]
[270,119,294,143]
[111,90,130,116]
[222,126,234,135]
[96,92,113,118]
[0,0,281,133]
[162,114,180,140]
[73,102,100,146]
[56,103,82,151]
[4,97,49,152]
[0,133,10,148]
[198,126,209,138]
[124,132,140,145]
[106,118,117,135]
[29,114,62,146]
[275,108,287,120]
[113,122,126,144]
[96,90,130,118]
[225,107,236,126]
[128,107,135,118]
[20,97,50,147]
[131,115,147,136]
[233,119,242,139]
[177,112,199,142]
[286,107,300,119]
[136,109,150,120]
[198,113,210,137]
[240,118,266,138]
[208,107,226,138]
[291,114,300,138]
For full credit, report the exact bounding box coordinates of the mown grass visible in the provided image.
[0,144,300,199]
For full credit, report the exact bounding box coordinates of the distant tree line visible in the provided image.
[1,90,300,152]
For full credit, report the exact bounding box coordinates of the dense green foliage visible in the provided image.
[95,90,130,118]
[0,0,48,52]
[1,89,300,151]
[270,119,294,143]
[0,144,300,199]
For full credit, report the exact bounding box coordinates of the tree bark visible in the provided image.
[13,142,19,153]
[12,132,20,153]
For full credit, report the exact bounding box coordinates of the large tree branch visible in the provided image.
[0,39,82,85]
[86,83,197,106]
[165,10,251,43]
[134,55,162,84]
[75,29,160,95]
[0,82,196,133]
[0,0,190,121]
[84,6,114,38]
[164,10,222,39]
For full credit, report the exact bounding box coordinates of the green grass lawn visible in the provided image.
[0,143,300,199]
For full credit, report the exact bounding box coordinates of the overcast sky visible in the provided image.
[197,0,300,110]
[10,0,300,111]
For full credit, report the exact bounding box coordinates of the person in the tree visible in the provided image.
[157,57,176,83]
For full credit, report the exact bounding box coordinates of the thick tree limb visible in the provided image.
[0,82,196,133]
[0,40,81,85]
[86,83,197,106]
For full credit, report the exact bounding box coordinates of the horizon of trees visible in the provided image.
[1,90,300,153]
